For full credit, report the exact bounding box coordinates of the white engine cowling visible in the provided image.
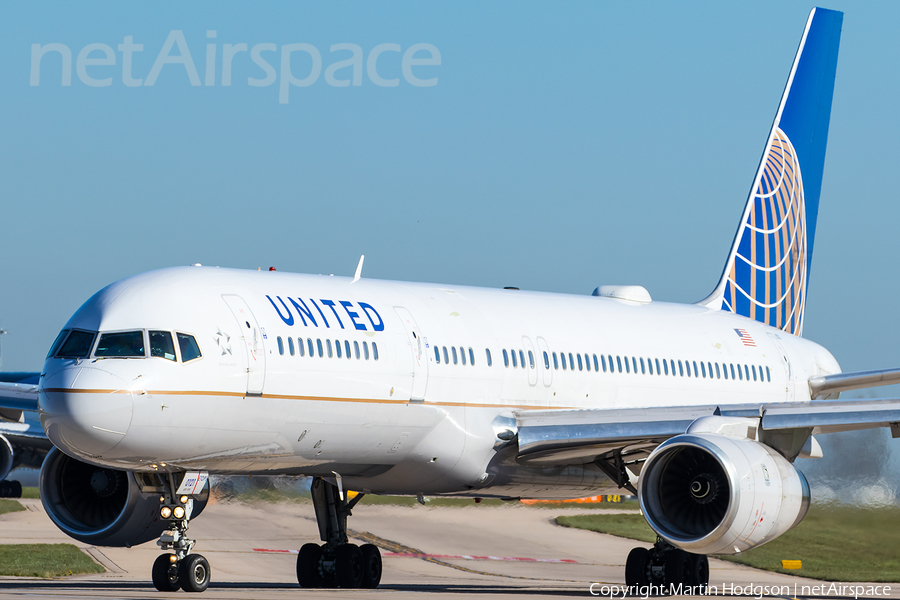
[0,434,14,481]
[40,448,206,547]
[638,433,810,555]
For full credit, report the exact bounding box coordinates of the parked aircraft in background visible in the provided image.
[0,332,52,496]
[6,6,900,595]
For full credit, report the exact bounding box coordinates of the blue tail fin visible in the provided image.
[701,8,842,337]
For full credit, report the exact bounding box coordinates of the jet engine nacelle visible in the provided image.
[0,434,14,481]
[39,448,207,547]
[638,433,810,555]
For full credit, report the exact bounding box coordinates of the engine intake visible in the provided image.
[639,433,809,555]
[40,448,207,547]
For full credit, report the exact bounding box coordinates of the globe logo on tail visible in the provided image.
[721,127,807,336]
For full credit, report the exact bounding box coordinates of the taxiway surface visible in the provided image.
[0,497,895,599]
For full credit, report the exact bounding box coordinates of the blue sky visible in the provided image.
[2,1,900,378]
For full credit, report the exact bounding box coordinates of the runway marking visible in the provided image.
[253,548,578,564]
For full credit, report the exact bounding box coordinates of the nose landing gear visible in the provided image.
[151,474,210,593]
[296,477,382,589]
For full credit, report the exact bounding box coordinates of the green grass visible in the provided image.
[0,544,104,577]
[0,499,25,515]
[21,487,39,499]
[556,505,900,582]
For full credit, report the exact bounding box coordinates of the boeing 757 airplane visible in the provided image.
[4,6,900,594]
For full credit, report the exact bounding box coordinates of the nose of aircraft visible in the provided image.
[39,366,134,457]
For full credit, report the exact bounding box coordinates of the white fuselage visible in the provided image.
[38,266,840,498]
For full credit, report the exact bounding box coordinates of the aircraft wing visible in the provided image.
[514,397,900,467]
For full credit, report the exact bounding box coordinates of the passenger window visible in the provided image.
[752,365,757,381]
[363,341,369,360]
[486,348,492,367]
[584,354,591,371]
[766,366,771,382]
[601,355,607,372]
[700,362,706,378]
[372,343,379,360]
[593,355,599,372]
[616,356,622,373]
[647,358,653,375]
[511,349,517,368]
[520,351,526,369]
[663,359,669,375]
[460,347,466,365]
[96,331,145,357]
[553,352,559,370]
[543,351,550,370]
[469,348,475,366]
[288,337,295,356]
[655,359,661,375]
[443,346,449,364]
[327,340,333,358]
[318,339,324,357]
[308,338,315,357]
[435,347,441,363]
[568,353,574,371]
[354,341,360,359]
[715,363,721,379]
[277,337,284,355]
[48,330,69,358]
[345,341,352,359]
[529,351,535,369]
[625,357,630,374]
[693,361,699,377]
[503,349,509,367]
[561,353,567,370]
[640,357,646,374]
[632,357,638,374]
[299,338,306,357]
[150,331,176,361]
[744,365,750,380]
[737,364,743,380]
[335,340,342,358]
[678,360,684,376]
[577,354,583,371]
[177,333,202,362]
[452,347,458,365]
[59,329,96,358]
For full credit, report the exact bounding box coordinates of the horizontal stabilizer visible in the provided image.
[809,367,900,399]
[0,381,39,422]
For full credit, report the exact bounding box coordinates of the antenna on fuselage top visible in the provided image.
[352,255,365,283]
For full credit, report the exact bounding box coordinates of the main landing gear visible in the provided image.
[151,475,210,593]
[625,538,709,590]
[296,477,382,589]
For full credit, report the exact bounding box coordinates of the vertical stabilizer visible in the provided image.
[700,8,842,337]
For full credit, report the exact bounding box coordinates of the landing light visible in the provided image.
[160,506,172,519]
[179,495,189,504]
[173,506,186,519]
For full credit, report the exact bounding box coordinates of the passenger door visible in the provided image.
[222,295,266,395]
[394,307,428,401]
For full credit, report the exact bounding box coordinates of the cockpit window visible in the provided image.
[47,330,70,358]
[177,333,202,362]
[56,330,96,358]
[150,331,177,361]
[95,331,145,357]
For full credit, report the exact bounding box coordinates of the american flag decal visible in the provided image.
[735,328,757,347]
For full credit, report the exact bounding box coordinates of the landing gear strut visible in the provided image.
[296,477,382,589]
[151,474,210,593]
[625,537,709,590]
